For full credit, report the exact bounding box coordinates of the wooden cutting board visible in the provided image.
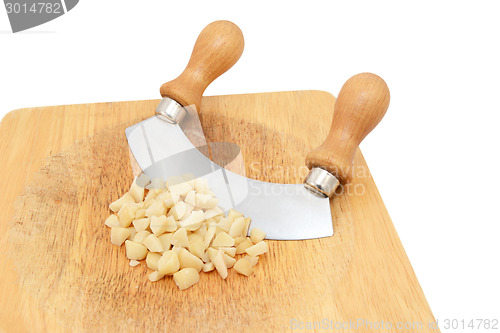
[0,91,438,332]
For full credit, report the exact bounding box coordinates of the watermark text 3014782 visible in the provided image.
[3,0,79,33]
[290,318,499,330]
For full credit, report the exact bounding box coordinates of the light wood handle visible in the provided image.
[159,20,244,112]
[306,73,390,184]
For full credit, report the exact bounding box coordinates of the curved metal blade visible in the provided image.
[126,117,333,240]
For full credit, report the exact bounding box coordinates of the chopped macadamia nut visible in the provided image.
[133,230,152,244]
[166,175,184,187]
[178,248,203,272]
[125,240,148,260]
[245,241,269,257]
[222,253,236,268]
[213,215,224,223]
[242,217,251,237]
[184,190,196,206]
[135,208,146,219]
[158,250,180,275]
[188,238,205,259]
[157,192,175,209]
[206,247,219,263]
[111,227,131,246]
[173,268,199,290]
[244,256,259,266]
[105,215,120,228]
[234,259,254,276]
[143,199,154,209]
[109,192,134,213]
[216,218,233,233]
[129,260,140,267]
[194,178,209,193]
[169,182,192,196]
[203,225,216,249]
[229,217,245,237]
[250,227,266,243]
[144,189,160,202]
[149,177,165,190]
[133,217,150,232]
[127,227,137,240]
[195,193,219,209]
[148,271,165,282]
[135,173,150,187]
[227,209,244,221]
[129,177,145,203]
[150,215,176,236]
[202,262,214,272]
[143,234,163,253]
[212,250,228,279]
[204,207,223,220]
[236,238,254,254]
[171,245,183,254]
[201,251,210,263]
[233,237,245,245]
[145,199,166,218]
[158,233,173,251]
[146,252,162,271]
[194,223,207,238]
[220,247,237,257]
[118,204,136,227]
[184,204,195,218]
[169,201,187,221]
[179,210,204,231]
[212,231,235,247]
[171,228,189,247]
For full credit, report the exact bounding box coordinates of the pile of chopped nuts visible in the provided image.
[105,175,268,290]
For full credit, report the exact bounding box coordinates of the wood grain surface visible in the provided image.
[0,91,437,332]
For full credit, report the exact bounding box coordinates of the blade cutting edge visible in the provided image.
[126,116,334,240]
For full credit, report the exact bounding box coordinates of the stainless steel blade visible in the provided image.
[126,116,333,240]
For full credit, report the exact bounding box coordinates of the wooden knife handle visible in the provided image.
[306,73,390,184]
[159,20,244,112]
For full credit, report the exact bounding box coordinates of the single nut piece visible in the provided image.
[245,241,269,257]
[244,256,259,266]
[171,228,189,247]
[118,204,137,227]
[143,234,164,253]
[105,215,120,228]
[125,240,148,260]
[229,217,245,237]
[109,192,134,213]
[129,177,145,203]
[250,227,266,243]
[146,252,162,271]
[157,250,180,275]
[212,231,235,247]
[148,271,165,282]
[212,250,228,279]
[202,262,214,272]
[132,217,150,232]
[178,248,204,273]
[111,227,131,246]
[173,268,200,290]
[234,259,254,276]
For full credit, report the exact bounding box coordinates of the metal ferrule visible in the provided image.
[304,167,340,198]
[155,97,187,124]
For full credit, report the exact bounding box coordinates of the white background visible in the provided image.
[1,1,499,331]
